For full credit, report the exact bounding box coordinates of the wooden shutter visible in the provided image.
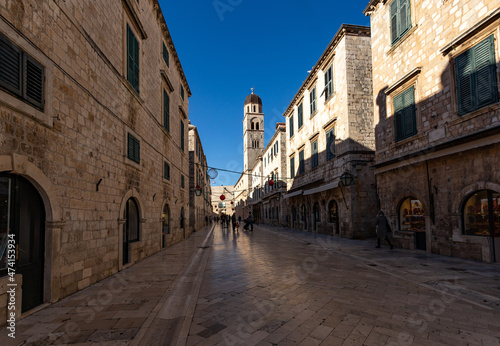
[327,129,335,160]
[456,49,473,115]
[163,90,170,131]
[0,33,22,96]
[127,25,139,93]
[400,0,410,36]
[474,35,497,108]
[290,115,294,137]
[390,0,399,44]
[163,42,169,67]
[290,157,295,178]
[394,91,404,141]
[298,103,303,128]
[25,55,44,109]
[180,120,184,150]
[402,86,416,137]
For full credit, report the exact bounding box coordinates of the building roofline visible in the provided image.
[283,24,370,118]
[363,0,384,16]
[153,0,192,97]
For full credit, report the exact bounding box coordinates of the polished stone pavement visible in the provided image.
[1,223,500,345]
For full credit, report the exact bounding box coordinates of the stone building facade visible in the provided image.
[189,124,212,232]
[254,123,287,226]
[0,0,192,321]
[283,25,376,239]
[364,1,500,262]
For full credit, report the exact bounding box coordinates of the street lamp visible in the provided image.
[339,171,354,210]
[195,185,202,196]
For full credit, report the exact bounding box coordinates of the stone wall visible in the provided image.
[0,0,191,321]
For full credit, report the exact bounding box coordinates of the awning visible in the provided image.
[303,179,339,196]
[283,190,303,199]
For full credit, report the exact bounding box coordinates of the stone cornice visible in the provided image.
[363,0,387,16]
[122,0,148,39]
[283,24,370,118]
[152,0,192,97]
[384,67,422,95]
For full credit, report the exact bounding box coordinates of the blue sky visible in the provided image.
[160,0,371,186]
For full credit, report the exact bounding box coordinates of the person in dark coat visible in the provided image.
[247,212,254,232]
[376,210,393,249]
[231,214,237,232]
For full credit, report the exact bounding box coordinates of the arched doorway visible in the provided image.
[0,174,45,312]
[313,202,320,231]
[123,198,139,265]
[399,197,426,250]
[328,200,339,235]
[162,204,170,248]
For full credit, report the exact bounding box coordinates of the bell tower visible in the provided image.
[243,88,264,172]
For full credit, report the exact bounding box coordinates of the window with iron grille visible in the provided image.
[456,35,498,116]
[126,24,140,93]
[0,33,44,110]
[127,133,140,163]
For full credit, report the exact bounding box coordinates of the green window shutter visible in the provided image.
[289,115,294,137]
[394,91,405,141]
[163,42,169,67]
[180,120,184,150]
[394,86,416,141]
[299,150,304,174]
[181,85,184,101]
[127,133,134,160]
[311,140,318,168]
[456,49,473,115]
[163,90,170,132]
[390,0,399,44]
[164,162,170,180]
[290,157,295,179]
[134,137,140,163]
[298,103,303,128]
[327,128,335,160]
[25,55,44,109]
[126,25,139,93]
[474,35,498,108]
[0,33,22,96]
[400,0,410,36]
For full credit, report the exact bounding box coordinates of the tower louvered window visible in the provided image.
[0,33,44,110]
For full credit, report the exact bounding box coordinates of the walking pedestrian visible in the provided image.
[376,210,393,249]
[248,212,254,232]
[231,214,237,232]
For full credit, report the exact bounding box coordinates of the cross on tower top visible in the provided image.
[251,87,254,94]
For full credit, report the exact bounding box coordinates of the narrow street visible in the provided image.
[2,224,500,345]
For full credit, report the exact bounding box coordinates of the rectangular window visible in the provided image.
[299,150,305,174]
[323,66,333,100]
[310,87,317,115]
[162,42,169,67]
[290,156,295,179]
[180,84,185,101]
[164,162,170,180]
[126,24,140,93]
[289,114,294,138]
[163,90,170,132]
[180,120,184,151]
[456,35,498,116]
[326,128,336,160]
[394,86,417,142]
[127,133,140,163]
[311,140,318,168]
[181,175,185,188]
[390,0,412,45]
[0,33,44,110]
[218,202,226,209]
[298,103,303,129]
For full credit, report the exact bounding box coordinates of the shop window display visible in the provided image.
[399,197,425,232]
[463,190,500,236]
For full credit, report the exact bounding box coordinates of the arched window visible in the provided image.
[328,200,339,223]
[256,122,259,130]
[463,190,500,236]
[399,197,425,231]
[253,105,256,112]
[251,122,255,130]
